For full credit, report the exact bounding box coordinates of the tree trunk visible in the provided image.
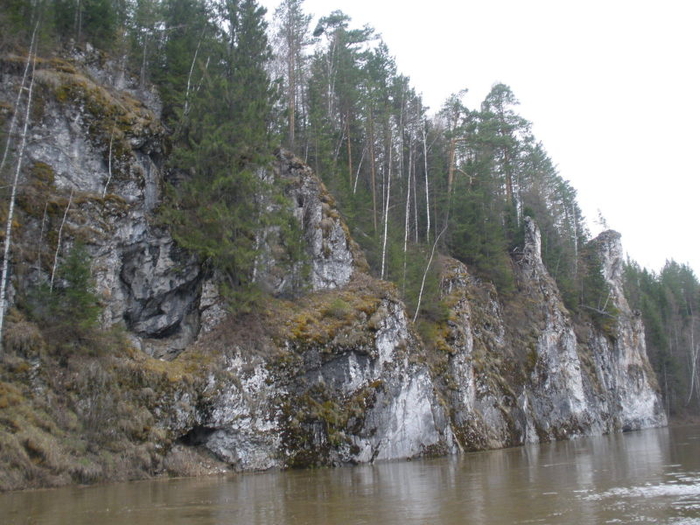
[402,133,412,293]
[412,142,419,243]
[353,147,365,194]
[413,226,446,323]
[50,189,74,292]
[140,33,149,89]
[687,310,698,406]
[0,46,38,355]
[0,24,38,175]
[380,132,392,280]
[422,120,431,244]
[102,126,115,197]
[368,105,377,233]
[404,133,412,254]
[287,36,296,150]
[183,31,204,117]
[346,112,353,187]
[444,137,458,228]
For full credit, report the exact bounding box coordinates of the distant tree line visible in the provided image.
[624,261,700,417]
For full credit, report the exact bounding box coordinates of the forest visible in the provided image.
[1,0,698,418]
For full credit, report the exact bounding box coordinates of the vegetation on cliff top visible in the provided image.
[0,0,608,317]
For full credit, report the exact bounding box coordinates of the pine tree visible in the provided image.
[272,0,312,152]
[479,83,531,221]
[224,0,277,163]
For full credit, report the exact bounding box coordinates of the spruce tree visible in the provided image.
[155,0,216,127]
[161,0,284,312]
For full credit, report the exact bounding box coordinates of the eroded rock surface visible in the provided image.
[437,217,665,451]
[0,51,666,485]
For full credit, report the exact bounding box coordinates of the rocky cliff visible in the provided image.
[0,50,665,490]
[436,218,666,452]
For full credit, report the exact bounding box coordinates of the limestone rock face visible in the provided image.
[253,152,365,297]
[437,217,665,451]
[2,52,365,359]
[588,231,667,431]
[519,217,602,440]
[0,51,666,484]
[2,52,205,359]
[438,259,517,450]
[204,354,283,471]
[190,281,456,469]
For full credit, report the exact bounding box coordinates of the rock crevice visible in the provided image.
[0,53,666,479]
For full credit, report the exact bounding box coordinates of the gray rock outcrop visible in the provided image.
[211,295,455,468]
[2,52,364,360]
[589,230,667,431]
[438,217,666,451]
[0,51,667,481]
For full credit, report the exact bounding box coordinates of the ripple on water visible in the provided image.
[585,483,700,501]
[582,472,700,520]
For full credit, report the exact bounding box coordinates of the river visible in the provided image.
[2,425,700,524]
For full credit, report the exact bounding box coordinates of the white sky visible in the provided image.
[261,0,700,275]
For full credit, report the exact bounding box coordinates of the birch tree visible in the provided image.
[0,22,38,176]
[272,0,312,151]
[0,41,38,354]
[379,131,392,280]
[421,119,431,243]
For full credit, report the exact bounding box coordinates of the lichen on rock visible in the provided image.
[0,49,667,491]
[431,218,666,452]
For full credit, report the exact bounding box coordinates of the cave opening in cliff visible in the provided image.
[177,426,217,447]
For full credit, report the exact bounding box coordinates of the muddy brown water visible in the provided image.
[2,425,700,524]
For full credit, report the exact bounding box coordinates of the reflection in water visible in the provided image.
[4,426,700,524]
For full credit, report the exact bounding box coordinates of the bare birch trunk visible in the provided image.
[380,136,392,280]
[287,22,296,150]
[346,113,353,187]
[50,189,74,292]
[0,47,38,354]
[687,329,697,406]
[102,127,115,197]
[183,34,203,117]
[353,147,365,194]
[422,121,431,244]
[368,106,377,233]
[402,132,412,292]
[0,23,38,175]
[687,309,698,406]
[412,146,419,244]
[444,137,461,229]
[571,203,579,278]
[140,34,149,89]
[413,226,446,323]
[404,134,412,254]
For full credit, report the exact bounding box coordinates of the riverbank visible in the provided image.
[2,426,699,524]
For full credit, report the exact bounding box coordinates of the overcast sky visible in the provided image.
[261,0,700,275]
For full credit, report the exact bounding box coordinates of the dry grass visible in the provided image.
[163,444,228,478]
[0,311,215,491]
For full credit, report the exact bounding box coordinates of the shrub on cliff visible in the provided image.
[26,243,101,345]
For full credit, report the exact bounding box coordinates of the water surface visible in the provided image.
[3,425,700,524]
